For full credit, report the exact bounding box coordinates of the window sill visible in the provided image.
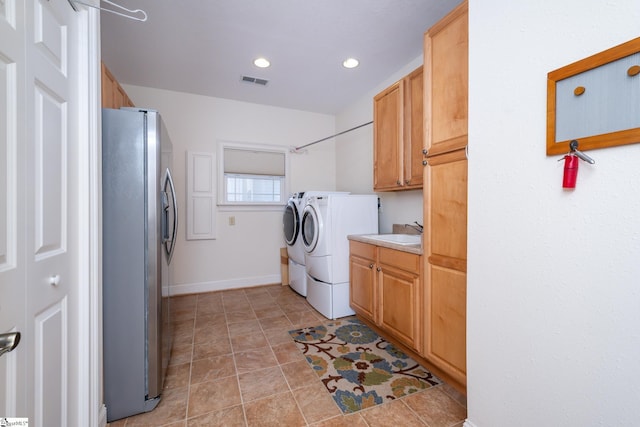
[217,204,285,212]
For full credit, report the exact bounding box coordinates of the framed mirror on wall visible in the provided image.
[547,37,640,156]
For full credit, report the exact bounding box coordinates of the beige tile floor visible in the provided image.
[107,284,467,427]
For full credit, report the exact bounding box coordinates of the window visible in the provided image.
[225,174,281,202]
[218,142,288,208]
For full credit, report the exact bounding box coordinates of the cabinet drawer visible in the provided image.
[379,247,420,273]
[350,241,376,259]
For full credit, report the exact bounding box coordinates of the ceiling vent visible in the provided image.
[241,75,269,86]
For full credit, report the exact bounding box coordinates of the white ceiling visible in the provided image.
[100,0,462,115]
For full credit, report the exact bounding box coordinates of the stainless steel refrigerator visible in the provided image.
[102,108,178,422]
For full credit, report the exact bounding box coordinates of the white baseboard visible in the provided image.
[464,419,478,427]
[170,274,282,296]
[99,404,107,427]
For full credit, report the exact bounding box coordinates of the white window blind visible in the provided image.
[218,142,288,207]
[223,148,285,176]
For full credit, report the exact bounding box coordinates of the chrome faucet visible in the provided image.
[404,221,424,234]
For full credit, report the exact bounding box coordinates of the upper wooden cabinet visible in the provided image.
[404,68,425,187]
[101,62,134,109]
[373,82,402,190]
[373,67,424,191]
[424,2,468,157]
[423,0,468,391]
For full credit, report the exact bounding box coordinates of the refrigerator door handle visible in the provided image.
[163,168,178,264]
[161,191,170,242]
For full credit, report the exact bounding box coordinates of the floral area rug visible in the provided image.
[288,317,441,414]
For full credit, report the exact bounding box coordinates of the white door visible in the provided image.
[0,0,28,419]
[0,0,87,425]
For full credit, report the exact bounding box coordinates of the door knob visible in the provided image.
[0,332,21,358]
[49,275,60,286]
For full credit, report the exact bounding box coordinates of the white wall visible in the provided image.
[122,85,336,293]
[336,56,425,233]
[467,1,640,426]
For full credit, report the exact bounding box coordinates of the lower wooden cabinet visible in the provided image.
[349,242,377,320]
[350,238,467,393]
[349,241,421,351]
[378,247,421,351]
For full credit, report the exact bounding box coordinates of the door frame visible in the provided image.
[72,3,104,426]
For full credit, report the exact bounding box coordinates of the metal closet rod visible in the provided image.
[295,120,373,151]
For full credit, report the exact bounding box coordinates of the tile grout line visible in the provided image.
[180,296,194,425]
[183,295,197,425]
[225,291,250,427]
[400,398,434,427]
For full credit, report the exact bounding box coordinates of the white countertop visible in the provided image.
[348,234,423,255]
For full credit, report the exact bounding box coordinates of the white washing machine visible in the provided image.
[282,191,348,296]
[283,194,304,264]
[283,194,306,295]
[301,194,378,319]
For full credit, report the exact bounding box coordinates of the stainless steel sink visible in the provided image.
[361,234,421,245]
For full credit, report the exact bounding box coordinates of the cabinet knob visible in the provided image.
[369,263,374,269]
[422,148,428,155]
[405,180,410,184]
[396,180,401,185]
[376,267,382,272]
[422,160,428,166]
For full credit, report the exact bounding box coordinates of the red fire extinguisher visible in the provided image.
[562,153,579,189]
[561,140,595,189]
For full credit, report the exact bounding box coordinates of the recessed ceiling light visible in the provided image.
[342,58,359,69]
[254,57,270,68]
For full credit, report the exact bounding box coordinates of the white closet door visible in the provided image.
[186,151,216,240]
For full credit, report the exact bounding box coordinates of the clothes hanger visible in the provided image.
[69,0,147,22]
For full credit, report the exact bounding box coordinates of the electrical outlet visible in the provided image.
[229,216,235,226]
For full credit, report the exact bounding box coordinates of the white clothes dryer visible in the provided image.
[301,194,378,319]
[282,191,348,296]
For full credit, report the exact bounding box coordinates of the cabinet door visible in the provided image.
[373,81,403,190]
[404,67,424,188]
[101,62,115,108]
[114,84,134,109]
[113,84,126,109]
[428,265,466,381]
[424,2,468,156]
[117,83,134,108]
[101,62,134,109]
[349,242,377,322]
[424,148,467,386]
[378,263,420,351]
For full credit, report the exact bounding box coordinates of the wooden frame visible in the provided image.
[547,37,640,155]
